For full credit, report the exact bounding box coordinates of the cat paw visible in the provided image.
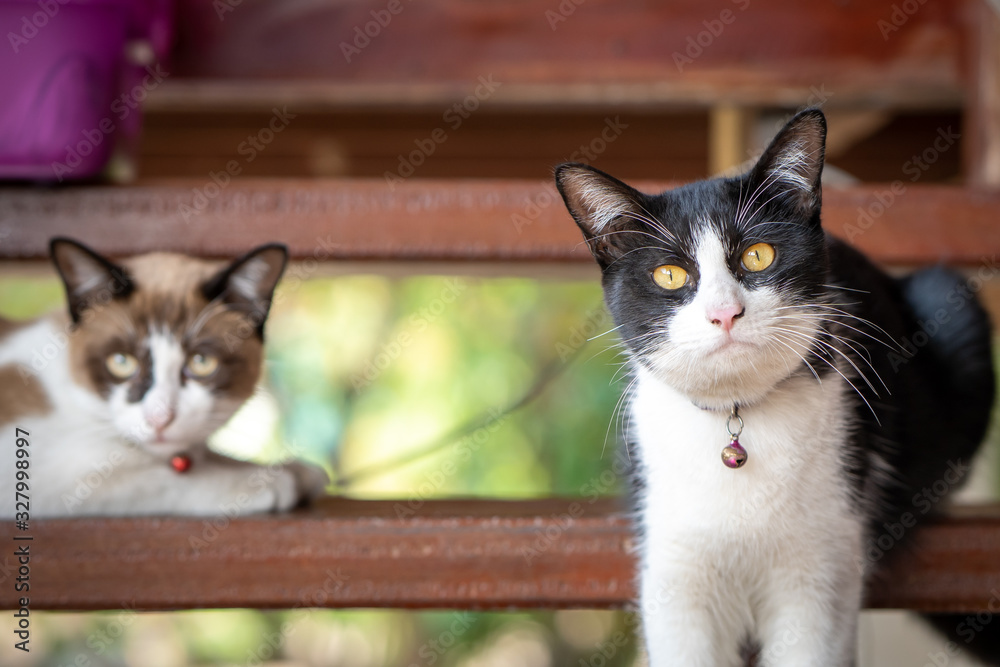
[248,461,328,513]
[285,460,330,503]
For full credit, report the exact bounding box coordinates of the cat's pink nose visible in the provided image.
[145,406,175,432]
[708,305,746,332]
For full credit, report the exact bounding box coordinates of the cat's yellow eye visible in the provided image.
[742,243,776,272]
[105,352,138,380]
[652,265,689,290]
[187,353,220,378]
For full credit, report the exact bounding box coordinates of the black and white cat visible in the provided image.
[556,109,995,666]
[0,238,327,517]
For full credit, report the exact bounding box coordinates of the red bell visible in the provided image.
[170,455,192,473]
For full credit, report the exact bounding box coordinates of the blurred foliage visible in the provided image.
[0,608,642,667]
[208,274,629,501]
[0,277,64,319]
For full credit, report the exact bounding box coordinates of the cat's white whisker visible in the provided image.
[606,375,639,459]
[187,297,227,336]
[773,324,884,397]
[821,284,871,294]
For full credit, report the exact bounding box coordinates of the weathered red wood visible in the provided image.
[0,181,997,266]
[0,499,998,612]
[866,505,1000,612]
[154,0,964,110]
[135,109,712,181]
[964,1,1000,186]
[0,498,634,611]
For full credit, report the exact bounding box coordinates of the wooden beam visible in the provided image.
[146,79,965,115]
[153,0,965,112]
[709,105,753,176]
[135,109,711,181]
[0,181,997,266]
[1,499,998,612]
[965,0,1000,186]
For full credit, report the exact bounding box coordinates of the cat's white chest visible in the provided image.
[631,368,866,664]
[633,365,854,533]
[633,370,862,587]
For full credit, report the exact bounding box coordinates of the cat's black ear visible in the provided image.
[50,237,134,324]
[201,243,288,336]
[555,163,650,268]
[749,108,826,214]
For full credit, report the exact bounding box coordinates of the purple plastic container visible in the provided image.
[0,0,172,181]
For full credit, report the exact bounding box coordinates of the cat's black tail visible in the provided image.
[922,614,1000,666]
[900,266,995,456]
[902,267,997,665]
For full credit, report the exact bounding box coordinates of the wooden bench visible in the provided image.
[2,500,1000,612]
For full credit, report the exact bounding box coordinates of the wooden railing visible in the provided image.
[2,499,999,612]
[0,182,998,267]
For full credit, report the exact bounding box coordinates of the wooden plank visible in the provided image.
[151,0,965,111]
[0,181,997,266]
[824,112,964,183]
[146,78,965,114]
[1,499,998,612]
[965,0,1000,186]
[865,505,1000,613]
[136,110,710,181]
[0,498,634,611]
[134,110,961,183]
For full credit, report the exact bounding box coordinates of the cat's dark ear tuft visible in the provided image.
[49,237,134,324]
[201,243,288,337]
[750,108,826,213]
[554,163,649,268]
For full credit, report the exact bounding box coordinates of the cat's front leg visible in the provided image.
[640,560,745,667]
[64,447,329,517]
[177,450,329,516]
[755,561,862,667]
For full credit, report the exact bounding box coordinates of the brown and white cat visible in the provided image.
[0,238,327,517]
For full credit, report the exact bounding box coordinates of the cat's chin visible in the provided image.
[705,337,757,356]
[642,351,797,410]
[676,382,778,412]
[130,439,201,459]
[679,387,774,412]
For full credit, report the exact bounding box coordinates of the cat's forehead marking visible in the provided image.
[106,256,224,341]
[693,232,737,288]
[0,363,52,423]
[121,253,221,294]
[688,216,733,256]
[130,331,186,404]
